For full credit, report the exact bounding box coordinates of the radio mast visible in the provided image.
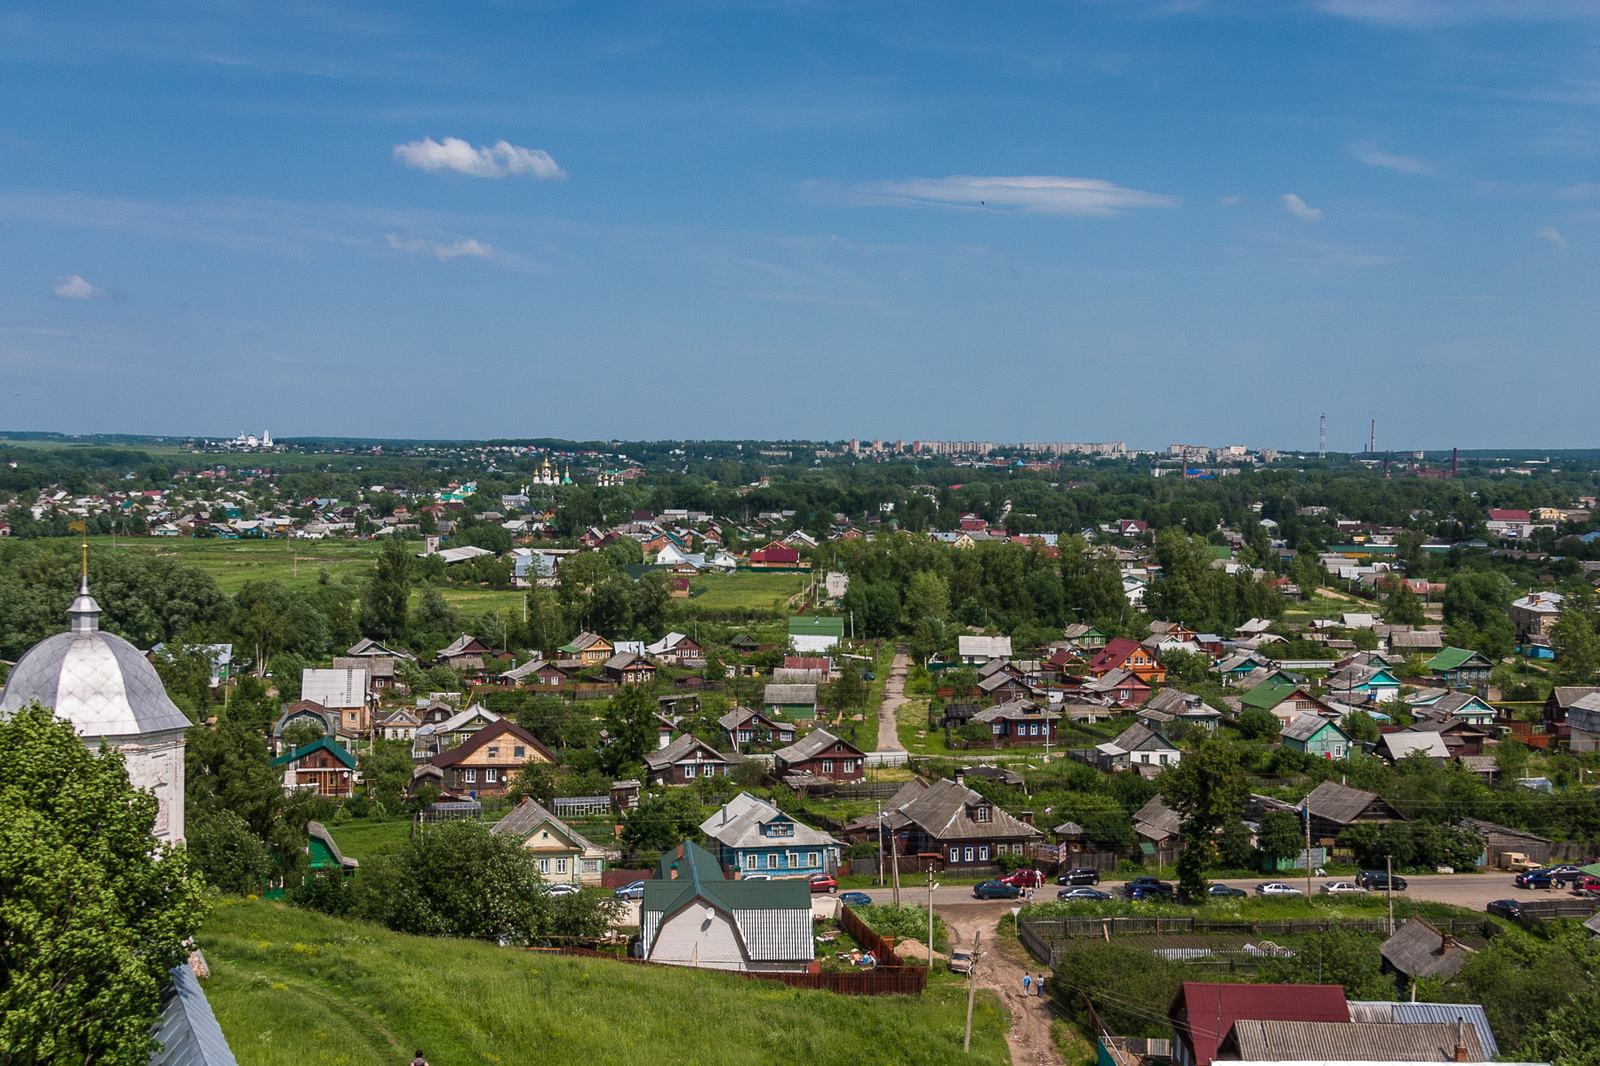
[1319,414,1326,459]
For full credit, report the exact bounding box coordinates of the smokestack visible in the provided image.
[1452,447,1458,475]
[1370,419,1376,454]
[1454,1017,1469,1062]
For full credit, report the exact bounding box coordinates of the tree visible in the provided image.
[1386,581,1427,627]
[358,738,416,807]
[1237,705,1282,741]
[825,661,867,716]
[620,789,705,854]
[1256,810,1304,867]
[842,582,901,638]
[506,760,563,807]
[904,571,950,624]
[413,586,460,637]
[1342,708,1380,744]
[361,538,413,639]
[0,703,206,1065]
[281,717,325,749]
[1217,817,1254,870]
[186,807,272,894]
[1158,737,1247,902]
[602,685,655,775]
[1551,608,1600,686]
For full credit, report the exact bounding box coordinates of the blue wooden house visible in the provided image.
[1280,714,1352,760]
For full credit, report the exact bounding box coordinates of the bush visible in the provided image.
[187,808,273,896]
[852,903,947,953]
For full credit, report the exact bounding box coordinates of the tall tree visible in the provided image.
[0,703,206,1066]
[1158,737,1247,902]
[1551,606,1600,686]
[361,538,413,640]
[602,685,656,774]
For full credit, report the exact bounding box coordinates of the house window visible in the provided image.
[822,760,834,774]
[992,724,1003,735]
[964,847,974,862]
[538,858,550,874]
[583,860,600,873]
[464,769,477,783]
[745,854,757,869]
[978,846,989,861]
[975,806,990,823]
[683,764,697,778]
[488,748,499,758]
[767,822,793,837]
[842,760,855,773]
[485,769,498,782]
[555,859,568,874]
[787,852,799,869]
[807,852,819,868]
[514,746,525,758]
[739,730,752,742]
[950,847,960,863]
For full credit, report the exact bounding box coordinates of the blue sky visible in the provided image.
[3,1,1598,449]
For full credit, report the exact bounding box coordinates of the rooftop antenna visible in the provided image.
[1318,414,1326,460]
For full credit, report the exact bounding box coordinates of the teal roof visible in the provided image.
[270,735,357,769]
[644,842,811,916]
[788,616,844,638]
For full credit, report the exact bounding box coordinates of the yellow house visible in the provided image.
[489,796,613,886]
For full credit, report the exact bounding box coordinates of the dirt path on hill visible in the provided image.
[941,904,1062,1066]
[876,645,910,752]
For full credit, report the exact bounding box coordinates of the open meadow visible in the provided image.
[199,898,1012,1066]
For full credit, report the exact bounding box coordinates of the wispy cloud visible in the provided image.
[1350,141,1430,174]
[392,137,566,180]
[385,233,494,260]
[1315,0,1600,28]
[51,274,107,299]
[1280,193,1324,220]
[830,174,1179,216]
[1537,226,1567,255]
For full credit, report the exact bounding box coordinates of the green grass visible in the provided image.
[92,535,383,594]
[325,818,414,863]
[198,898,1012,1066]
[685,570,808,611]
[1021,891,1491,925]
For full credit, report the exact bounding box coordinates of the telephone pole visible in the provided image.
[964,930,983,1053]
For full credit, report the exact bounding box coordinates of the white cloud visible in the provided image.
[839,174,1179,216]
[1280,193,1323,220]
[1537,226,1567,254]
[1350,142,1430,174]
[51,274,107,299]
[386,233,495,260]
[1220,196,1241,205]
[392,137,566,180]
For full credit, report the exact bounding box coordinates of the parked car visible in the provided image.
[1486,899,1524,920]
[1206,884,1247,899]
[741,872,772,881]
[1540,864,1584,880]
[948,950,974,975]
[1128,886,1166,901]
[612,880,646,901]
[840,891,874,907]
[809,873,839,894]
[1058,887,1113,901]
[1001,869,1044,888]
[541,882,582,897]
[1356,870,1408,891]
[1122,877,1173,898]
[973,880,1023,900]
[1573,875,1600,896]
[1514,870,1556,889]
[1256,882,1304,897]
[1321,881,1365,895]
[1057,867,1102,886]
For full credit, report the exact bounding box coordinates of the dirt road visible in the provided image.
[876,645,910,752]
[942,903,1062,1066]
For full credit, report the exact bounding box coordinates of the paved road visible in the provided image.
[847,872,1553,911]
[875,644,910,752]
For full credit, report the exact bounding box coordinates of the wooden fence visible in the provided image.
[1515,897,1600,921]
[837,903,910,967]
[528,943,926,996]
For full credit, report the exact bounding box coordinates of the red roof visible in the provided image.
[1169,982,1349,1066]
[1087,637,1140,673]
[1488,509,1530,522]
[750,542,799,564]
[784,657,832,670]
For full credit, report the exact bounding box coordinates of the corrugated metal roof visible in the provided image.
[1348,1003,1499,1059]
[149,963,240,1066]
[732,909,815,961]
[1171,982,1349,1066]
[1225,1019,1483,1062]
[764,684,818,704]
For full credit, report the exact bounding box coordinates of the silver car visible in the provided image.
[1255,882,1304,897]
[1321,880,1365,895]
[948,950,973,975]
[613,880,645,900]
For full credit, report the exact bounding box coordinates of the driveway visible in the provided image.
[876,644,910,752]
[942,904,1062,1066]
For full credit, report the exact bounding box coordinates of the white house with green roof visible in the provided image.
[640,841,816,972]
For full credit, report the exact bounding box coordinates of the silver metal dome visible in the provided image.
[0,576,192,737]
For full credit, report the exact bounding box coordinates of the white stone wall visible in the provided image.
[96,731,186,844]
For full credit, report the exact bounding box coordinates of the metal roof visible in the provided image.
[1169,982,1349,1066]
[1224,1019,1484,1062]
[300,667,367,710]
[763,684,817,704]
[1348,1003,1499,1059]
[701,792,840,850]
[149,962,240,1066]
[0,578,191,739]
[773,727,862,764]
[640,842,814,961]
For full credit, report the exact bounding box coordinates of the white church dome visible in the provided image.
[0,576,192,738]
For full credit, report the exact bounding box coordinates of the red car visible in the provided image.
[1574,874,1600,896]
[1000,869,1044,888]
[809,873,838,894]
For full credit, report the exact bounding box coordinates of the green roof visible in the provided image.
[788,616,844,638]
[642,841,810,917]
[1241,679,1297,711]
[1426,647,1484,672]
[270,735,356,769]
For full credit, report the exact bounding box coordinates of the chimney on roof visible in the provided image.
[954,768,966,787]
[1020,810,1034,826]
[1440,931,1456,953]
[1454,1018,1469,1062]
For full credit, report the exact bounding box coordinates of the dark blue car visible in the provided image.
[1515,870,1556,889]
[973,880,1023,900]
[840,891,873,907]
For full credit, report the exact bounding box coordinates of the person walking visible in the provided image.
[410,1052,429,1066]
[1022,973,1032,995]
[1037,974,1047,998]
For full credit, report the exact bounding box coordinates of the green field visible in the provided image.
[92,536,383,593]
[198,898,1011,1066]
[325,818,414,863]
[686,570,808,611]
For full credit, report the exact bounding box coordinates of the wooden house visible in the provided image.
[772,728,866,783]
[971,699,1062,748]
[429,719,557,796]
[559,631,614,666]
[717,706,796,750]
[1280,714,1352,760]
[490,796,612,885]
[880,776,1042,869]
[437,633,493,672]
[1086,637,1167,684]
[271,736,358,798]
[643,733,745,786]
[604,651,657,685]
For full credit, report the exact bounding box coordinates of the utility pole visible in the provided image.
[1319,413,1327,460]
[1386,854,1395,935]
[891,827,902,908]
[877,802,885,888]
[928,865,940,967]
[1305,805,1314,900]
[964,929,982,1054]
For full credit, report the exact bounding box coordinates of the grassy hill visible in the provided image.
[198,898,1012,1066]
